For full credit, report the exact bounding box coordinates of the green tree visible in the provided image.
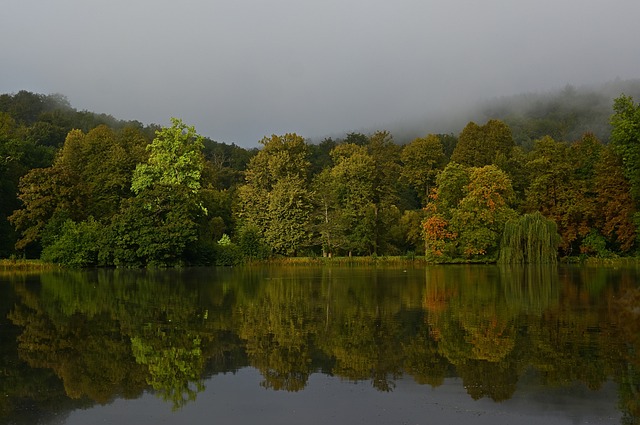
[109,119,206,266]
[131,118,204,196]
[498,212,560,264]
[9,125,148,256]
[610,95,640,203]
[610,94,640,238]
[401,134,446,204]
[451,119,515,167]
[524,136,588,254]
[450,165,517,258]
[367,130,404,254]
[310,167,341,256]
[0,112,57,256]
[421,163,469,258]
[433,162,469,211]
[237,133,313,255]
[327,143,377,255]
[265,176,313,255]
[40,218,104,267]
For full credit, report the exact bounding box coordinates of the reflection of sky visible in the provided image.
[60,367,620,425]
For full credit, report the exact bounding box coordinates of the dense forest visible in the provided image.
[1,81,639,266]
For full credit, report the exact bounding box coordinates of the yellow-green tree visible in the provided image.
[110,118,206,266]
[237,133,312,255]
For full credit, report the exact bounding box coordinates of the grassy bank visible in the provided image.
[0,259,60,272]
[248,255,431,266]
[579,256,640,266]
[255,255,640,267]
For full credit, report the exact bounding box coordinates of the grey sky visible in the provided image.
[2,0,639,147]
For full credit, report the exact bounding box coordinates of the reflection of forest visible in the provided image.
[1,265,639,422]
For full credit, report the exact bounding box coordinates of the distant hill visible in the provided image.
[4,79,640,150]
[0,90,158,147]
[380,78,640,149]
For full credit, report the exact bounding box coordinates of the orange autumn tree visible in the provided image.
[422,192,457,257]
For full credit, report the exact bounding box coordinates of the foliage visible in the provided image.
[213,242,244,266]
[524,136,593,254]
[426,164,516,260]
[2,89,640,264]
[40,218,104,267]
[238,133,313,256]
[400,134,446,204]
[580,230,614,258]
[451,119,514,167]
[450,165,517,258]
[9,125,149,254]
[610,95,640,203]
[131,118,204,196]
[109,187,199,267]
[236,224,270,260]
[594,146,637,252]
[498,212,560,264]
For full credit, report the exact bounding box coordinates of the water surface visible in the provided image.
[1,265,639,424]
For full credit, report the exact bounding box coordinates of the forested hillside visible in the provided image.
[1,83,639,266]
[387,79,640,148]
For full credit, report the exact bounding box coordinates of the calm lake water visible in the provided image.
[1,264,639,425]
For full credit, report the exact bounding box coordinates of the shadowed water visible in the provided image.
[1,264,639,424]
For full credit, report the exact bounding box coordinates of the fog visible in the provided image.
[2,0,639,147]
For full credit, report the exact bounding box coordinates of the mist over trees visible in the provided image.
[1,80,639,265]
[384,78,640,148]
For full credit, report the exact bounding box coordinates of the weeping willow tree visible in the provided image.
[498,212,560,264]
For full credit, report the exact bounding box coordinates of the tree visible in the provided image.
[433,162,469,211]
[524,136,586,254]
[237,133,313,255]
[310,167,341,256]
[367,131,404,254]
[9,125,149,256]
[423,164,516,260]
[421,163,468,258]
[524,134,610,255]
[498,212,560,264]
[131,118,204,196]
[109,186,200,267]
[451,119,515,167]
[450,165,517,258]
[110,118,206,266]
[610,95,640,203]
[610,94,640,240]
[593,146,637,252]
[327,143,377,255]
[265,176,313,255]
[1,113,56,256]
[9,166,79,252]
[40,218,104,267]
[401,134,446,204]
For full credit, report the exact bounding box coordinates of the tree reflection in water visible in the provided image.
[1,265,638,422]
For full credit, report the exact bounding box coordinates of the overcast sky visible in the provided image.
[2,0,639,147]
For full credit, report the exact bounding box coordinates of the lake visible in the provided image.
[1,264,639,424]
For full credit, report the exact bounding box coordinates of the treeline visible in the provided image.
[1,90,639,266]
